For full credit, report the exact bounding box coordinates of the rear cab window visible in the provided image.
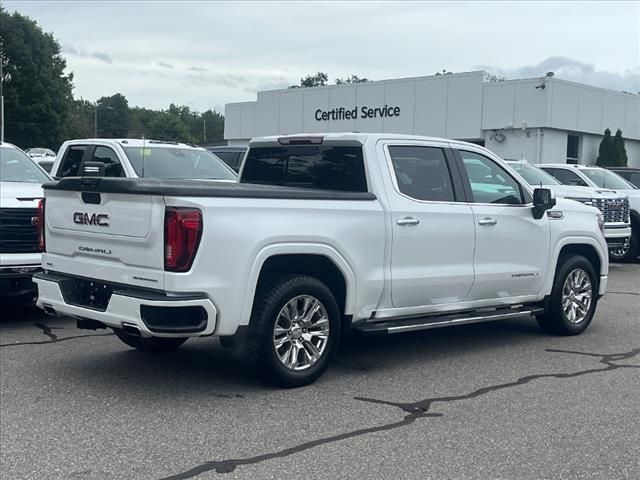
[241,144,368,192]
[91,146,125,177]
[57,145,88,177]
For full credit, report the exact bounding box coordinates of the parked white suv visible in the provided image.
[50,139,237,181]
[35,134,608,386]
[0,143,49,298]
[506,161,630,256]
[540,164,640,261]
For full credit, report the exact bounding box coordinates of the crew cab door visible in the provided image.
[383,142,475,308]
[455,149,550,301]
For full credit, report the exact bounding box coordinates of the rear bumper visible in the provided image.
[0,265,40,296]
[34,272,217,338]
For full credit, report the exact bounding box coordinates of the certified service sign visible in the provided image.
[315,105,400,121]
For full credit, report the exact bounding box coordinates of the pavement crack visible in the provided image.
[0,332,114,348]
[159,346,640,479]
[607,291,640,297]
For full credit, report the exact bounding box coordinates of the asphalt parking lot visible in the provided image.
[1,262,639,480]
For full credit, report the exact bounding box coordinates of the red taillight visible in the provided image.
[34,198,46,252]
[164,208,202,272]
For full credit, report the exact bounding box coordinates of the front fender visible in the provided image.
[543,235,609,297]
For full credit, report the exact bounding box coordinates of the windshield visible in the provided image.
[123,147,237,180]
[1,147,50,183]
[27,148,55,156]
[507,162,560,186]
[581,169,637,190]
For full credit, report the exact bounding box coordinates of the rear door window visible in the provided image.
[543,168,588,187]
[57,145,88,177]
[91,146,125,177]
[388,146,456,202]
[241,145,367,192]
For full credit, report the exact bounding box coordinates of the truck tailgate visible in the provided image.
[43,189,166,290]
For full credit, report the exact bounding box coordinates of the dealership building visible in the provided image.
[224,71,639,166]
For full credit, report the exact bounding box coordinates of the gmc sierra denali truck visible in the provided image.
[1,142,49,298]
[539,163,640,262]
[34,134,608,387]
[505,160,631,257]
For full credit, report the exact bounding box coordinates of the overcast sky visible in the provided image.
[5,1,640,112]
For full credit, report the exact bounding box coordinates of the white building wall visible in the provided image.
[224,72,640,162]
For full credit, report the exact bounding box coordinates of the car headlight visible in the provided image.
[596,212,605,234]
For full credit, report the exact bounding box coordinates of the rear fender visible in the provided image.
[239,243,357,326]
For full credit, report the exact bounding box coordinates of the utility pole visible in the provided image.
[203,117,206,143]
[1,42,5,143]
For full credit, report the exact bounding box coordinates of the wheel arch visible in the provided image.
[240,244,357,327]
[545,239,605,296]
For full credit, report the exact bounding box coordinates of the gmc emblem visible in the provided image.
[73,212,110,227]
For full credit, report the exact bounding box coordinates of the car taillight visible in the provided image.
[164,208,202,272]
[34,198,46,252]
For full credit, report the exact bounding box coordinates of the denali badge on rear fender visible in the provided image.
[73,212,109,226]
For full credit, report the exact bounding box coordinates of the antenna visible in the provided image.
[141,134,146,178]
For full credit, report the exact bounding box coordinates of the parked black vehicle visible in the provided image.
[607,167,640,188]
[206,146,247,172]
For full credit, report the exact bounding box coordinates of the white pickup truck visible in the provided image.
[50,138,237,181]
[35,134,609,387]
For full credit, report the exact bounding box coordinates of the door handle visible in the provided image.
[478,217,498,226]
[397,217,420,226]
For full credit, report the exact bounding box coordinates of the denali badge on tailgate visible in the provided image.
[73,212,110,227]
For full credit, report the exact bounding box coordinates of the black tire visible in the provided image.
[113,328,188,352]
[608,230,638,263]
[244,274,341,388]
[537,254,598,335]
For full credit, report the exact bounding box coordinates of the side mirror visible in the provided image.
[81,162,106,177]
[532,188,556,219]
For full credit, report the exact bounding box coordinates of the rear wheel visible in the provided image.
[537,254,598,335]
[113,328,188,352]
[244,275,340,388]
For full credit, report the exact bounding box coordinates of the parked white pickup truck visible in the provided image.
[539,163,640,262]
[1,142,49,298]
[505,161,631,256]
[35,134,608,387]
[50,138,237,181]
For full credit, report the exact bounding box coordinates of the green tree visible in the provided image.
[596,128,616,167]
[612,129,628,167]
[64,98,94,139]
[335,75,371,85]
[0,6,74,149]
[201,109,225,143]
[96,93,130,137]
[289,72,328,89]
[148,110,189,142]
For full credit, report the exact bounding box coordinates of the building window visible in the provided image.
[566,134,580,163]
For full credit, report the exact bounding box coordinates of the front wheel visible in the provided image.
[113,328,188,352]
[608,233,638,262]
[537,254,598,335]
[245,275,341,388]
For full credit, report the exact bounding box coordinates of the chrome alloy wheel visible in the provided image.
[273,295,330,371]
[609,240,631,259]
[561,268,593,324]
